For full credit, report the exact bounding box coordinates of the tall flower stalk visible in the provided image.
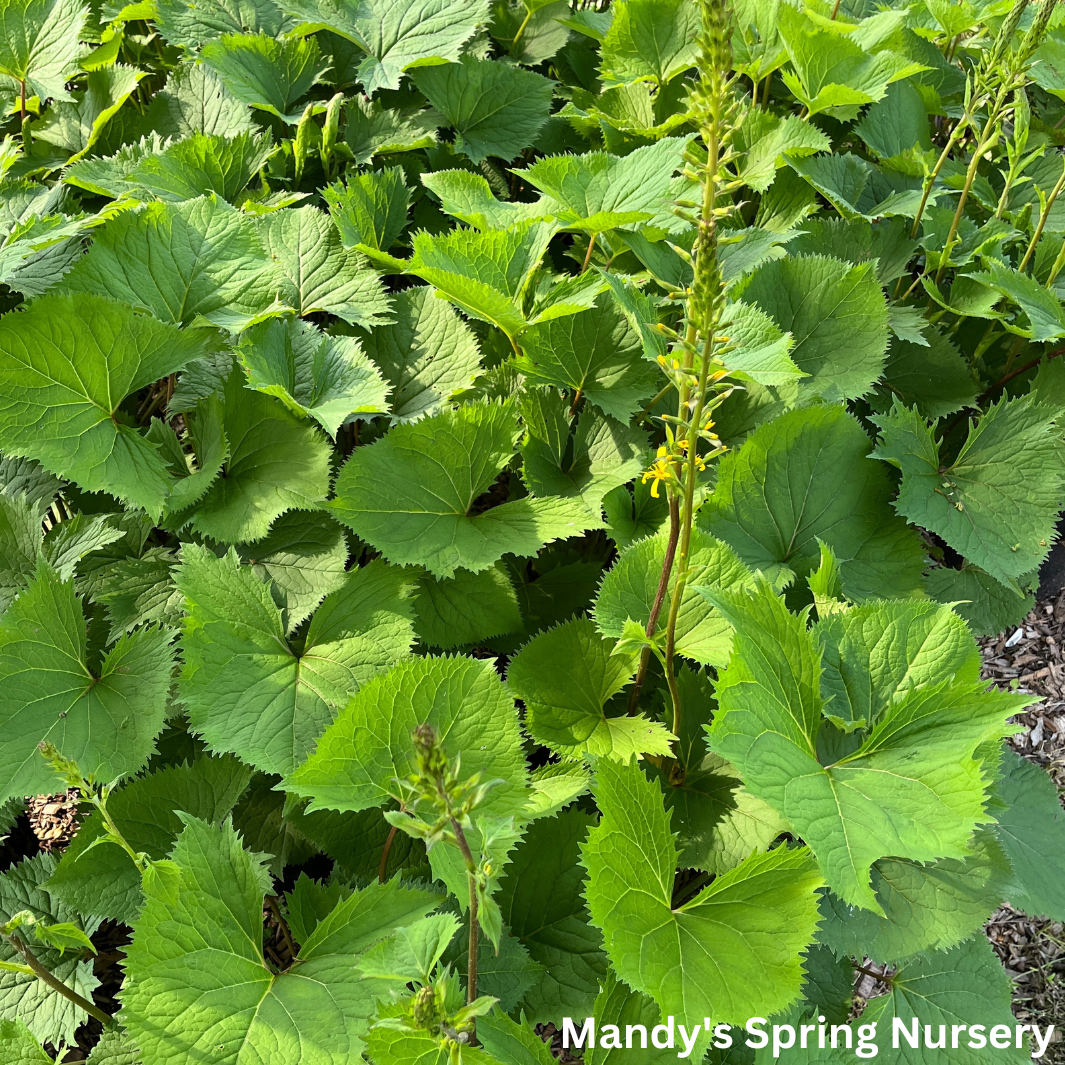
[629,0,740,765]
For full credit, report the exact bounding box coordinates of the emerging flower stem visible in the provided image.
[448,816,480,1009]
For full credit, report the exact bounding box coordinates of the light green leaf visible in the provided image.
[421,169,550,231]
[155,0,295,50]
[414,565,522,649]
[407,220,556,340]
[239,317,390,437]
[177,544,415,776]
[354,285,482,423]
[0,0,87,103]
[342,95,438,164]
[735,254,888,403]
[498,808,606,1022]
[0,854,100,1048]
[284,654,528,817]
[330,400,599,578]
[705,583,1026,912]
[515,299,658,421]
[0,294,204,518]
[508,618,673,760]
[520,388,649,511]
[701,405,927,601]
[993,750,1065,921]
[46,754,252,924]
[971,261,1065,341]
[120,816,440,1063]
[201,32,328,123]
[583,757,824,1023]
[477,1013,555,1065]
[594,528,757,667]
[281,0,489,94]
[257,206,392,328]
[872,394,1065,584]
[598,0,699,86]
[816,830,1012,965]
[585,969,676,1065]
[85,1028,142,1065]
[324,167,411,253]
[170,370,332,544]
[0,1020,50,1065]
[739,112,831,193]
[150,62,257,138]
[721,300,802,386]
[411,57,553,164]
[516,137,691,234]
[61,194,286,332]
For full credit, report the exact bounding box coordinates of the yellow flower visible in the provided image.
[641,445,672,498]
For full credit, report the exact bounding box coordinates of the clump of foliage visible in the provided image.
[0,0,1064,1060]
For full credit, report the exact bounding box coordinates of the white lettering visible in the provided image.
[745,1018,769,1049]
[561,1018,593,1050]
[1032,1026,1056,1059]
[677,1023,701,1059]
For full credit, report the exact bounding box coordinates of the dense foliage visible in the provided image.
[0,0,1065,1060]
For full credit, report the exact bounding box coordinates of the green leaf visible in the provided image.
[595,528,757,667]
[170,370,332,545]
[586,969,676,1065]
[870,328,977,419]
[992,749,1065,921]
[735,255,888,404]
[701,405,927,601]
[582,757,824,1023]
[497,808,606,1022]
[341,95,438,164]
[0,854,100,1048]
[414,564,522,649]
[239,317,390,437]
[330,400,599,578]
[121,130,275,203]
[151,62,257,139]
[0,563,174,803]
[407,220,556,340]
[816,829,1012,965]
[177,544,415,776]
[421,169,551,230]
[477,1013,556,1065]
[85,1028,142,1065]
[0,0,87,103]
[257,206,392,328]
[872,394,1065,585]
[598,0,698,86]
[924,564,1035,638]
[284,654,528,818]
[411,57,554,164]
[520,389,649,511]
[201,32,328,123]
[705,583,1026,912]
[280,0,490,94]
[0,294,204,519]
[738,112,831,193]
[515,299,658,421]
[120,816,441,1062]
[0,1020,50,1065]
[508,618,674,760]
[354,286,482,423]
[323,167,411,254]
[517,137,691,233]
[155,0,295,50]
[972,261,1065,342]
[31,65,145,163]
[61,194,286,332]
[47,754,252,924]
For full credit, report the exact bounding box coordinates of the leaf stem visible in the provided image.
[1020,158,1065,273]
[2,931,112,1027]
[449,816,479,1009]
[378,823,398,883]
[581,232,598,273]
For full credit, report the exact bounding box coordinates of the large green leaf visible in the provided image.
[598,0,698,87]
[414,565,522,650]
[873,395,1065,585]
[60,194,286,332]
[701,405,926,601]
[582,757,824,1023]
[411,57,553,163]
[705,584,1026,912]
[120,816,441,1063]
[735,254,888,404]
[202,32,327,123]
[0,294,205,518]
[0,1021,50,1065]
[155,0,295,50]
[508,618,673,760]
[239,317,390,437]
[46,754,252,924]
[284,653,528,818]
[330,400,599,578]
[497,808,606,1022]
[0,0,86,103]
[150,62,257,138]
[280,0,490,94]
[354,285,482,423]
[515,299,658,421]
[0,563,173,803]
[177,544,415,776]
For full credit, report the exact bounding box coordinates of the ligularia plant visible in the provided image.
[0,0,1063,1060]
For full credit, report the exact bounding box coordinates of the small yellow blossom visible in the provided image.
[641,445,672,498]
